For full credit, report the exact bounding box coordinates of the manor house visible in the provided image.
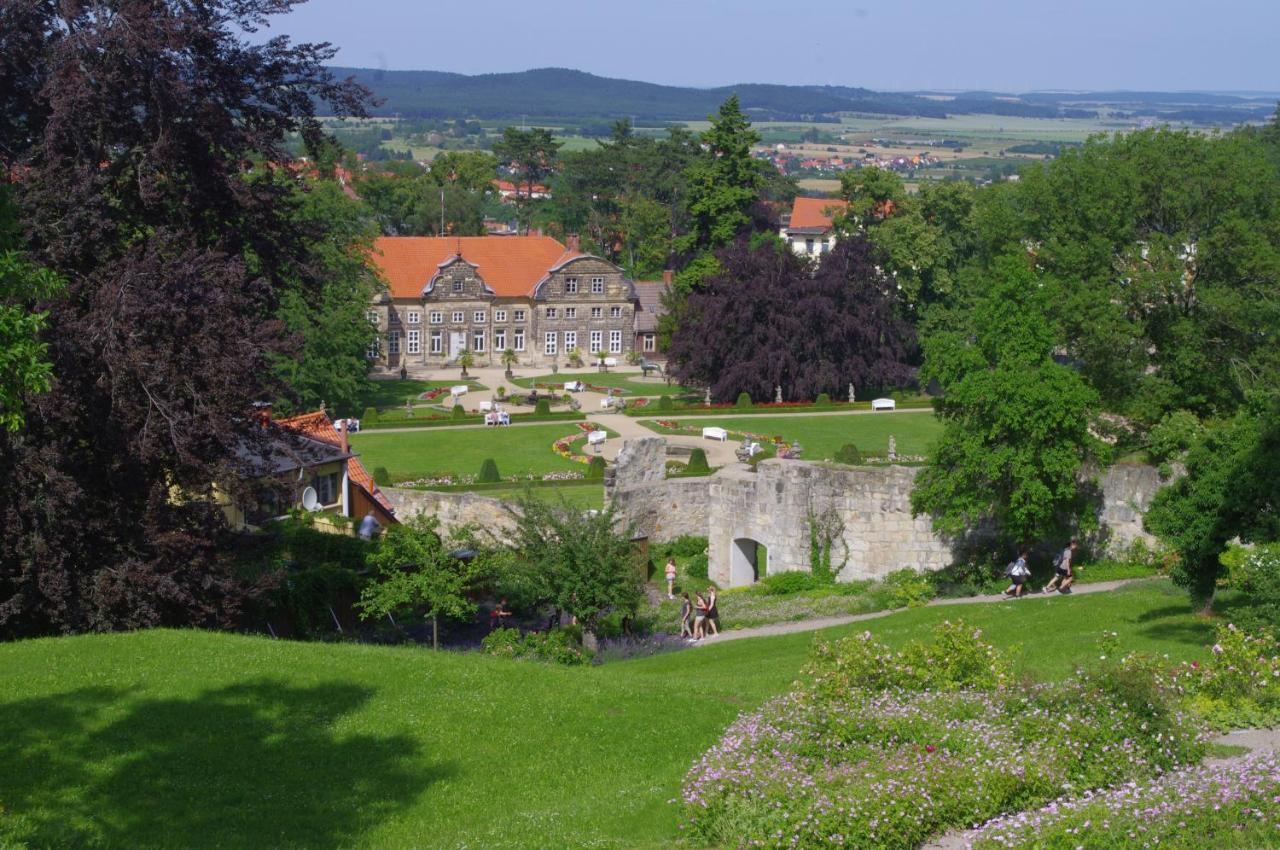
[366,235,648,369]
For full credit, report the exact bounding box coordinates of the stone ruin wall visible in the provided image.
[387,438,1167,587]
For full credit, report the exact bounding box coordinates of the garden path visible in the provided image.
[696,580,1146,646]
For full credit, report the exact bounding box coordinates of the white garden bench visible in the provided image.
[587,429,607,446]
[871,398,896,411]
[702,426,728,442]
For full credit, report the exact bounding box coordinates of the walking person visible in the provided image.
[678,592,694,639]
[704,586,720,636]
[1043,538,1080,594]
[1003,549,1032,598]
[664,556,678,599]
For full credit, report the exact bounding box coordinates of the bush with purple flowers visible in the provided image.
[680,621,1205,849]
[1171,623,1280,731]
[972,750,1280,849]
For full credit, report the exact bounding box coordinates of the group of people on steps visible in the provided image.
[664,557,720,641]
[1003,539,1080,598]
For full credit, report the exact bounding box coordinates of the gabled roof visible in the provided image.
[277,411,395,516]
[788,196,850,231]
[632,280,668,333]
[370,235,572,299]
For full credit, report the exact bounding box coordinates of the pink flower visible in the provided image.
[926,744,937,754]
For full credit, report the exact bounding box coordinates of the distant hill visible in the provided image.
[326,67,1093,123]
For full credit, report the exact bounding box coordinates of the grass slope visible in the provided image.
[0,582,1215,849]
[350,423,588,482]
[641,411,943,458]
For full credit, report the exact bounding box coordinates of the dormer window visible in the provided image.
[452,279,464,292]
[565,277,579,294]
[591,277,604,294]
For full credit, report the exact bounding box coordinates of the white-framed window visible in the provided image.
[366,338,380,359]
[407,329,421,355]
[643,333,656,352]
[494,329,506,351]
[545,307,558,319]
[564,331,577,352]
[544,332,557,356]
[451,311,464,324]
[590,306,602,319]
[589,331,603,353]
[407,310,421,325]
[513,309,527,322]
[610,306,622,318]
[514,329,526,352]
[565,277,579,294]
[430,331,443,354]
[565,307,577,320]
[473,310,486,324]
[591,276,604,294]
[430,311,443,324]
[313,471,339,506]
[387,331,401,355]
[609,330,622,353]
[388,310,400,325]
[366,310,379,325]
[452,279,464,292]
[472,330,486,352]
[494,309,507,323]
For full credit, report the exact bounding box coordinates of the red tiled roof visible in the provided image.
[789,196,849,230]
[370,235,572,299]
[276,411,395,515]
[492,179,550,195]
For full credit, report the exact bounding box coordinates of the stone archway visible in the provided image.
[730,537,766,586]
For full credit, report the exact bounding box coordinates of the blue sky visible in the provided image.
[262,0,1279,92]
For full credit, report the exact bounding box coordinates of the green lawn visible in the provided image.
[357,379,485,412]
[509,371,696,397]
[0,581,1216,850]
[449,481,604,510]
[350,423,591,482]
[640,411,944,459]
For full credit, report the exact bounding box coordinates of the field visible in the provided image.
[0,581,1216,849]
[509,371,697,397]
[356,379,485,412]
[640,411,943,459]
[445,481,604,510]
[350,423,592,482]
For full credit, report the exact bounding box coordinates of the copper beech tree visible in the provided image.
[0,0,368,635]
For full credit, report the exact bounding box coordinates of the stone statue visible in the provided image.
[405,398,414,418]
[704,387,712,406]
[888,435,897,461]
[775,385,783,404]
[848,383,855,403]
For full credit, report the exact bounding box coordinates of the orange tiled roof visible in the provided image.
[789,196,850,230]
[276,411,395,514]
[370,235,572,299]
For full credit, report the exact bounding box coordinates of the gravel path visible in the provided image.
[694,579,1142,646]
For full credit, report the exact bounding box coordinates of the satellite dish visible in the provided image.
[301,486,320,511]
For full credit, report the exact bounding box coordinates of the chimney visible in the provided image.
[566,233,580,253]
[662,269,673,286]
[338,418,349,454]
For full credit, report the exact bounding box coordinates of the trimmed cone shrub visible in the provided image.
[658,395,675,411]
[361,407,378,424]
[372,466,391,487]
[834,443,862,465]
[451,403,467,420]
[585,456,606,480]
[687,448,710,474]
[816,392,831,406]
[736,391,753,409]
[535,398,552,415]
[478,458,501,483]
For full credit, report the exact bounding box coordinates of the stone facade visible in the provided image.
[368,239,637,370]
[1098,463,1164,551]
[383,487,517,541]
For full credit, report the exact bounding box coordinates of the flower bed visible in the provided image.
[553,423,605,464]
[680,622,1205,849]
[972,750,1280,850]
[1170,623,1280,731]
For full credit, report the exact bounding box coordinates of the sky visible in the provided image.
[259,0,1280,93]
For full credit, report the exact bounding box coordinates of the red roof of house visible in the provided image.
[276,411,395,516]
[492,179,550,195]
[370,235,577,299]
[789,196,850,230]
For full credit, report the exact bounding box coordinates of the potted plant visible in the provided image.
[567,347,584,368]
[458,348,474,378]
[500,347,517,379]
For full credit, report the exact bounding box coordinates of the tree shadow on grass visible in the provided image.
[1131,602,1217,650]
[0,680,448,848]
